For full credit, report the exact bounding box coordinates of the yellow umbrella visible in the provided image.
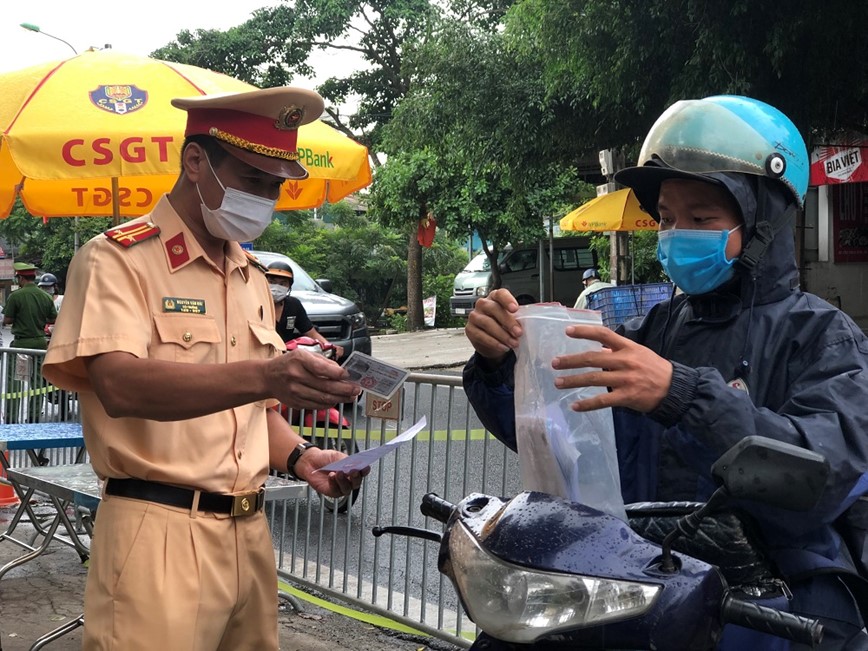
[560,188,657,232]
[0,49,372,219]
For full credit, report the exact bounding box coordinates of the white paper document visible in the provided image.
[316,416,427,474]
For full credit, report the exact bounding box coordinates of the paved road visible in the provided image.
[371,327,473,371]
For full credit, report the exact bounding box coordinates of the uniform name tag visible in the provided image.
[162,297,206,314]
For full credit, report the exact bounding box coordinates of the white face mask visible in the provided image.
[270,283,290,303]
[197,153,277,242]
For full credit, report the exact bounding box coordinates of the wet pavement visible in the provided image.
[0,328,473,650]
[0,503,458,651]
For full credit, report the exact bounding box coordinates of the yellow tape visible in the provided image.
[0,385,58,400]
[299,427,492,442]
[275,579,476,641]
[276,579,424,635]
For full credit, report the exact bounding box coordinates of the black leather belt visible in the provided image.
[105,478,265,517]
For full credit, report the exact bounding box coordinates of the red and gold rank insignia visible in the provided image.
[164,232,190,268]
[105,222,160,248]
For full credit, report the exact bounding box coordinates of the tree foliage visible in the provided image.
[0,201,111,285]
[254,202,466,325]
[152,0,444,157]
[377,18,595,286]
[506,0,868,148]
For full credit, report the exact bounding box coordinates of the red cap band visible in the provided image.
[185,108,299,155]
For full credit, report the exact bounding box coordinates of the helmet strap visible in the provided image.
[736,182,797,275]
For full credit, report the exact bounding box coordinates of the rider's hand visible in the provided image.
[295,447,369,498]
[465,289,523,365]
[266,349,360,411]
[551,324,672,413]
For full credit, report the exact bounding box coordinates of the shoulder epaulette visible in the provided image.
[104,222,161,248]
[245,251,269,274]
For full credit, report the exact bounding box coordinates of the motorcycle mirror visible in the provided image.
[711,436,830,511]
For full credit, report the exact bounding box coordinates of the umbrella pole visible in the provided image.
[111,178,121,226]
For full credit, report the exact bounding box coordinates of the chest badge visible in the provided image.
[162,297,206,314]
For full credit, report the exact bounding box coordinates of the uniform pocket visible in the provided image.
[248,320,285,358]
[153,313,222,363]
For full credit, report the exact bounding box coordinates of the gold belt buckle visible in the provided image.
[230,488,264,517]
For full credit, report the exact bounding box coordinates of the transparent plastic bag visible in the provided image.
[514,304,626,520]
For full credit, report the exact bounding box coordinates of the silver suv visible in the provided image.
[251,250,371,362]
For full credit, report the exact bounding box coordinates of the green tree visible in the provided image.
[0,201,111,283]
[588,231,666,285]
[253,204,408,323]
[151,0,443,158]
[378,19,594,291]
[151,0,490,328]
[506,0,868,147]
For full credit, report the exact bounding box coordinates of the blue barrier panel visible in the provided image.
[587,283,673,328]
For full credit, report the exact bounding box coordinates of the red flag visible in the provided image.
[417,212,436,248]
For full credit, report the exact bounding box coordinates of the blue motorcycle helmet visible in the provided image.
[615,95,809,273]
[616,95,809,218]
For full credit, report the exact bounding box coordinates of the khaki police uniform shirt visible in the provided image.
[43,196,284,494]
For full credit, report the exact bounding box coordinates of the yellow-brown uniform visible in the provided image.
[43,196,285,651]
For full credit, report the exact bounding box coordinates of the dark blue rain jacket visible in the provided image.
[463,178,868,649]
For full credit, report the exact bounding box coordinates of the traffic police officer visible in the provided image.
[43,86,368,650]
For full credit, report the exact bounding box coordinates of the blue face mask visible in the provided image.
[657,226,742,295]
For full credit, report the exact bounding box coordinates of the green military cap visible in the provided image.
[13,262,38,276]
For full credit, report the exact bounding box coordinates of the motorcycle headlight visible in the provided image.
[448,522,660,643]
[348,311,366,331]
[475,286,490,297]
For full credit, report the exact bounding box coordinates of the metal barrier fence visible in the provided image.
[1,347,81,431]
[1,347,520,646]
[1,347,83,468]
[272,372,520,647]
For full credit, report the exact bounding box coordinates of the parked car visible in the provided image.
[449,237,597,316]
[250,250,371,362]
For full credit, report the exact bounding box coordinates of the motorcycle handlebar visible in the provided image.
[421,493,455,523]
[722,595,823,647]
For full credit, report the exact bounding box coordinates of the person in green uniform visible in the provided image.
[3,262,57,422]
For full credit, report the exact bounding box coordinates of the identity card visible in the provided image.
[341,351,410,399]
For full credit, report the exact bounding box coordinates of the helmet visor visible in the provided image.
[640,100,771,175]
[638,98,806,205]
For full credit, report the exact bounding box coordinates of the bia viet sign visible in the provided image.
[810,143,868,185]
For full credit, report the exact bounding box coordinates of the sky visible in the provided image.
[0,0,360,96]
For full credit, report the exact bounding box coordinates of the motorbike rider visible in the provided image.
[463,96,868,649]
[38,272,64,338]
[37,272,64,312]
[266,260,344,359]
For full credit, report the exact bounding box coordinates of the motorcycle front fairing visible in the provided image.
[440,492,729,650]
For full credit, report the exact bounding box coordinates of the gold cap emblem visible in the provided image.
[275,106,304,131]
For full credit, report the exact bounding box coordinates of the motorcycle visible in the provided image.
[374,436,830,650]
[279,336,359,512]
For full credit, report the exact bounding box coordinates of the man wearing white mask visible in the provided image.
[42,86,369,650]
[266,260,344,359]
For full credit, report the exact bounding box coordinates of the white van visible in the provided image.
[449,237,596,316]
